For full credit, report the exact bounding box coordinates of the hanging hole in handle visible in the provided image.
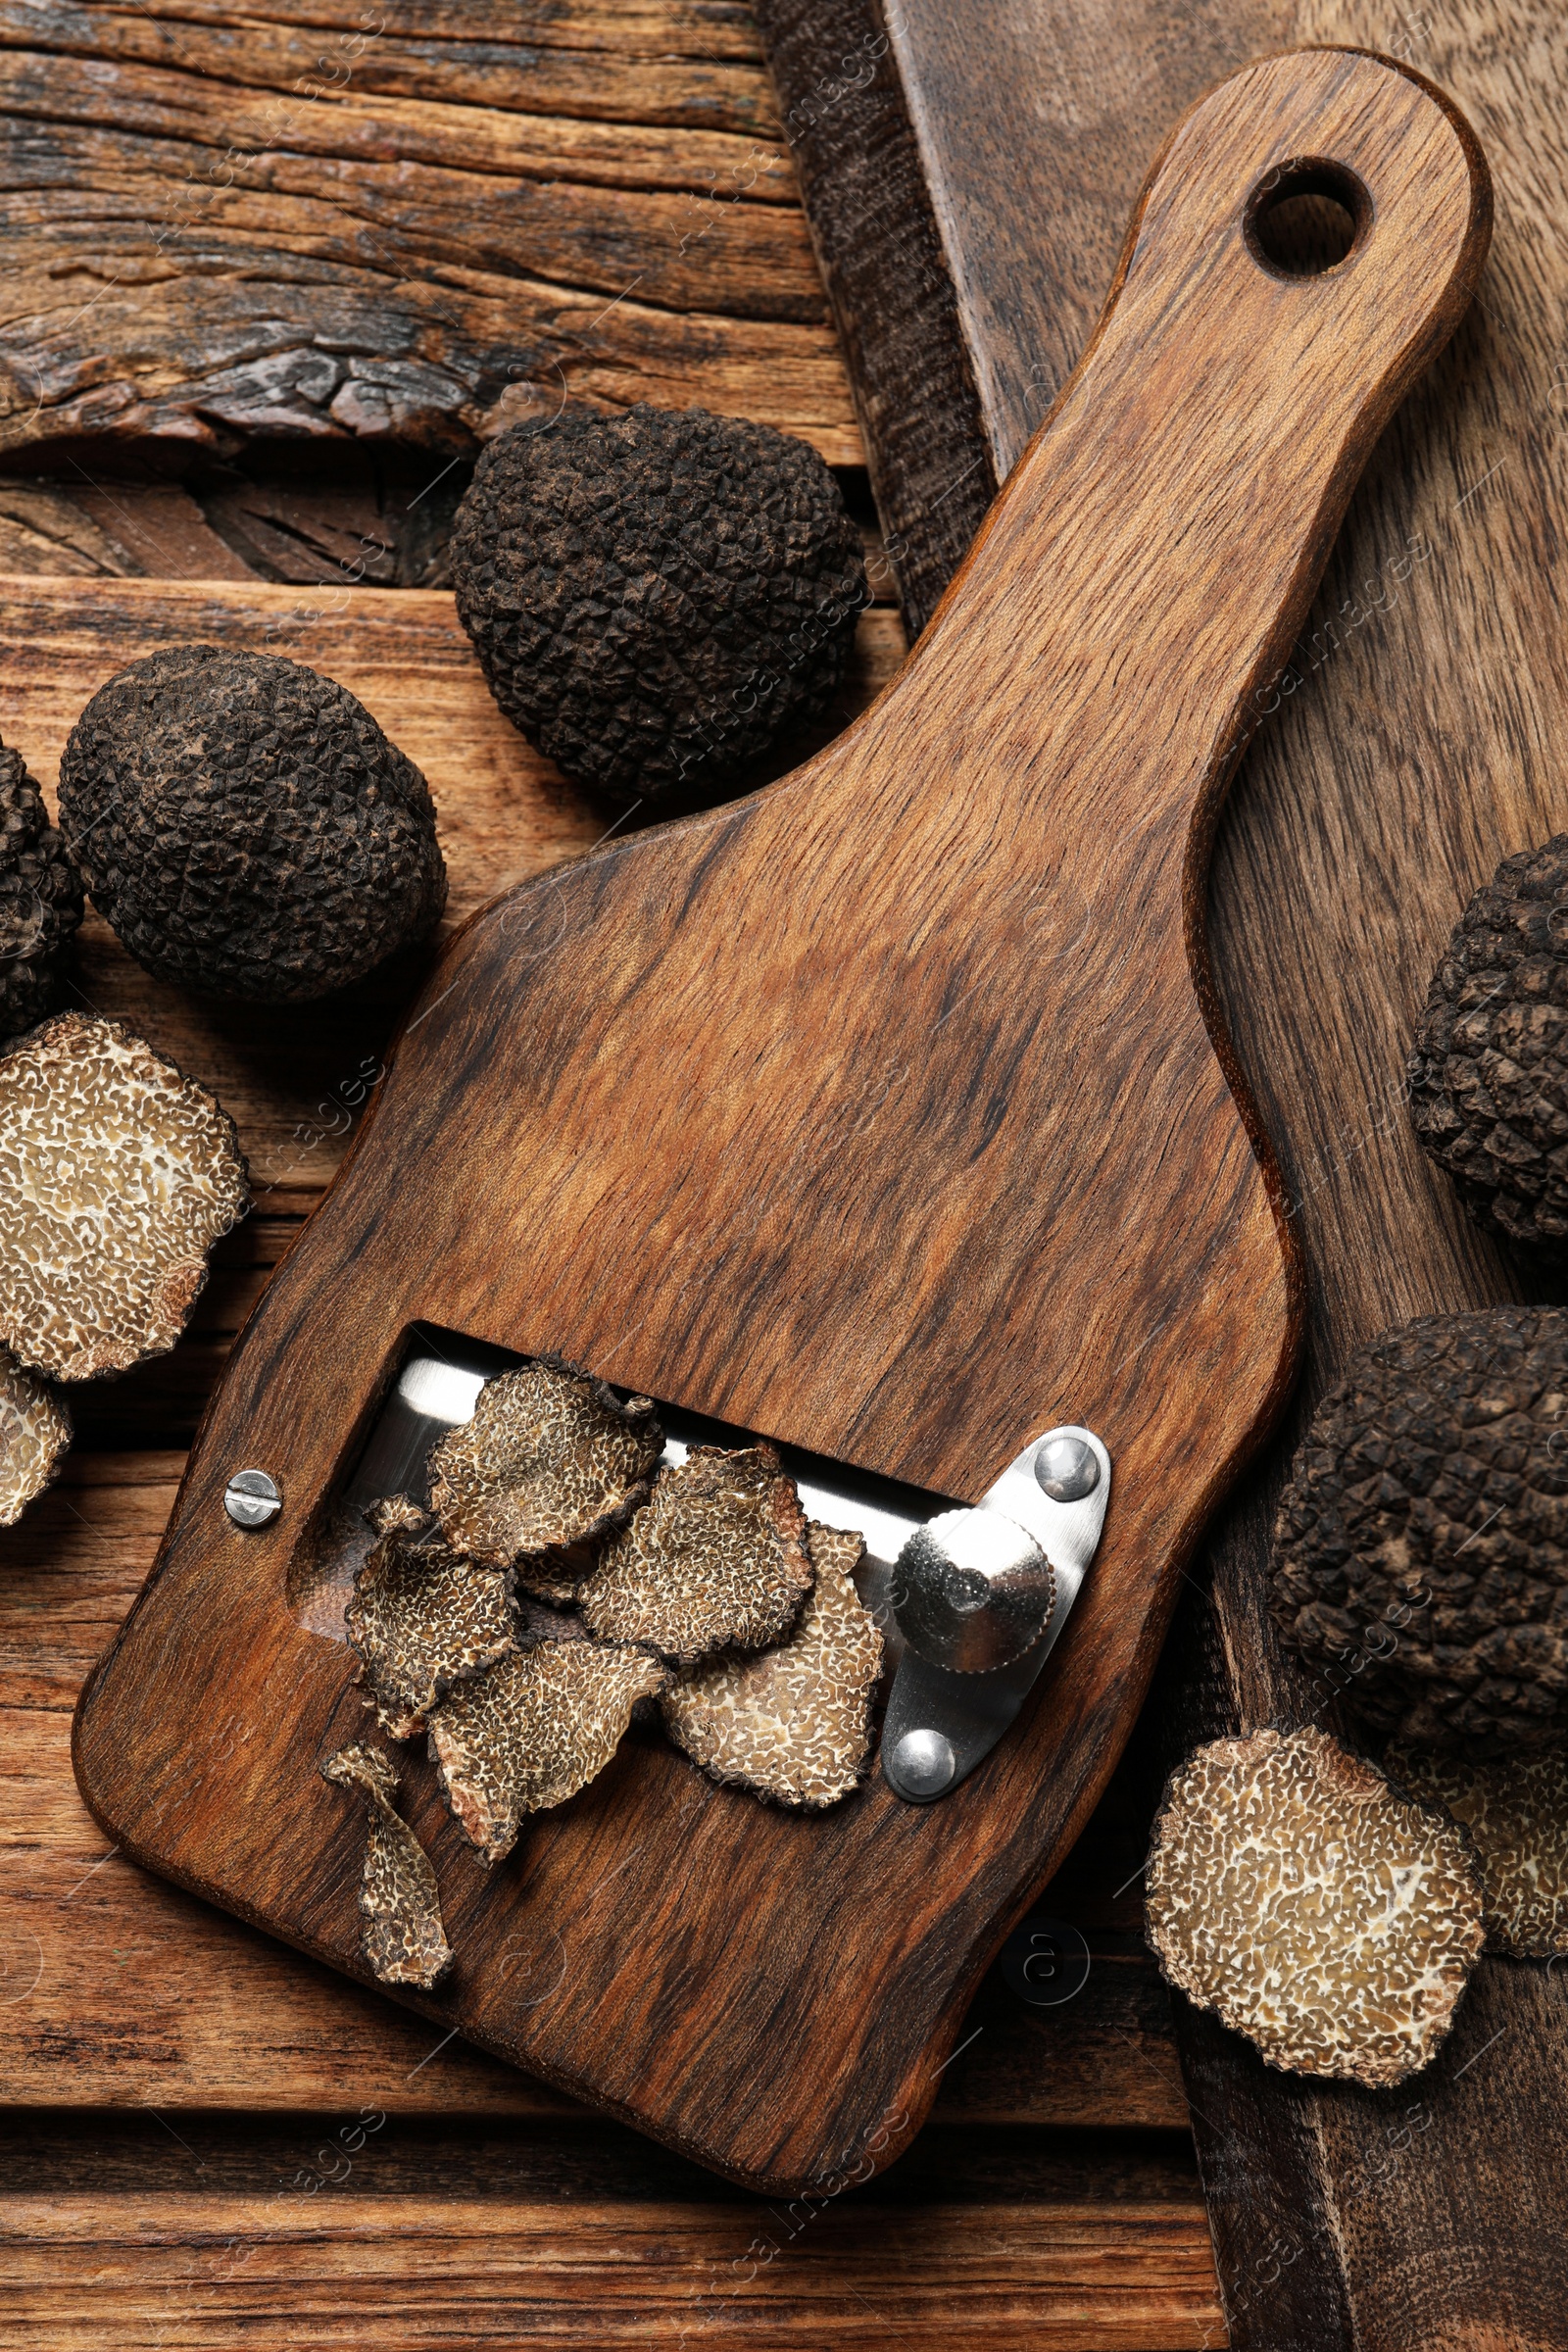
[1245,158,1371,278]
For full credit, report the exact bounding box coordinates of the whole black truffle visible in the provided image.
[1271,1308,1568,1756]
[59,646,446,1002]
[0,740,82,1039]
[1408,837,1568,1256]
[450,404,866,805]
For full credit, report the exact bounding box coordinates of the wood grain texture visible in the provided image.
[759,1,1568,2343]
[74,50,1485,2195]
[0,0,862,463]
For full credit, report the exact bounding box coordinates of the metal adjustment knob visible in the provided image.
[224,1468,281,1529]
[894,1508,1055,1674]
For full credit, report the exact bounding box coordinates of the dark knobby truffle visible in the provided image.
[1409,836,1568,1256]
[1271,1308,1568,1755]
[346,1496,517,1740]
[58,645,446,1002]
[449,404,866,805]
[0,1348,71,1525]
[579,1443,813,1664]
[0,1013,249,1379]
[0,739,82,1039]
[662,1523,883,1807]
[428,1637,668,1864]
[1385,1740,1568,1958]
[320,1742,453,1989]
[427,1357,662,1601]
[1146,1727,1484,2086]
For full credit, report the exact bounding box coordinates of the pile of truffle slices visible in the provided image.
[320,1357,884,1991]
[0,402,867,1527]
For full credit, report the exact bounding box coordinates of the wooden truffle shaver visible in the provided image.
[74,48,1489,2192]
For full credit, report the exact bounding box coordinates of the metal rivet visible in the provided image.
[1033,1432,1100,1503]
[890,1728,956,1797]
[224,1468,281,1529]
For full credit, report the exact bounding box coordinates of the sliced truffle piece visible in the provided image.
[1407,835,1568,1257]
[0,738,82,1039]
[449,403,867,807]
[1146,1726,1484,2088]
[346,1496,517,1740]
[579,1443,813,1664]
[0,1347,72,1525]
[662,1523,883,1807]
[1271,1307,1568,1756]
[427,1357,662,1595]
[0,1012,249,1380]
[59,644,446,1003]
[1386,1740,1568,1958]
[429,1638,667,1864]
[319,1742,453,1990]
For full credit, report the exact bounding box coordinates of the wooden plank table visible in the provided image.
[0,0,1229,2293]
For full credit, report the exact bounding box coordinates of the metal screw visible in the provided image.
[889,1728,956,1798]
[224,1468,281,1529]
[1034,1431,1100,1503]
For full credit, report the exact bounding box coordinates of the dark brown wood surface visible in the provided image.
[73,48,1485,2200]
[758,0,1568,2343]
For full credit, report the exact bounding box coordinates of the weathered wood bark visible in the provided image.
[755,0,1568,2341]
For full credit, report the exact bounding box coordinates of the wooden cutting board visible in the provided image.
[74,47,1487,2194]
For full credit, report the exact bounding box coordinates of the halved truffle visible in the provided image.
[662,1522,883,1807]
[59,644,447,1002]
[0,1347,71,1525]
[428,1636,667,1864]
[319,1741,453,1990]
[449,404,867,806]
[0,1012,248,1380]
[1146,1726,1484,2087]
[0,738,82,1040]
[1386,1740,1568,1958]
[1271,1308,1568,1755]
[1408,836,1568,1256]
[579,1443,813,1664]
[346,1496,517,1740]
[427,1357,662,1600]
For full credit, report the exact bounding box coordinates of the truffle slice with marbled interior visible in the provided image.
[346,1496,517,1740]
[320,1742,453,1991]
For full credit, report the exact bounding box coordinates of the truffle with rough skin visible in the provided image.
[0,740,82,1039]
[1386,1740,1568,1957]
[579,1443,813,1664]
[427,1357,662,1600]
[59,644,446,1002]
[428,1636,668,1864]
[320,1741,453,1989]
[449,404,866,806]
[1146,1726,1484,2087]
[1271,1308,1568,1756]
[346,1496,517,1740]
[0,1012,248,1380]
[662,1522,883,1807]
[1408,837,1568,1256]
[0,1347,72,1525]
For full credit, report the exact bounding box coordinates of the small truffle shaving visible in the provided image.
[662,1523,883,1807]
[0,738,82,1038]
[1146,1726,1484,2087]
[1386,1740,1568,1958]
[319,1741,453,1989]
[346,1496,517,1739]
[429,1637,667,1864]
[0,1347,72,1525]
[579,1444,812,1663]
[427,1357,662,1595]
[1271,1308,1568,1755]
[0,1012,248,1379]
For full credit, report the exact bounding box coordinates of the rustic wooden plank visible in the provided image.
[758,0,1568,2341]
[0,1451,1186,2126]
[74,50,1484,2196]
[0,0,863,463]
